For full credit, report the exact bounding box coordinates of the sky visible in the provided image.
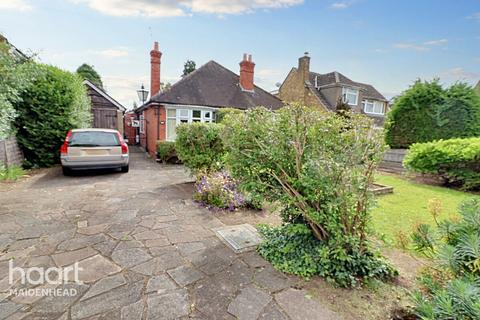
[1,0,479,108]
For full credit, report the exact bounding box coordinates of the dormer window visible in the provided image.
[342,87,359,106]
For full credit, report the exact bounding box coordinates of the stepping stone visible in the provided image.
[213,224,262,253]
[227,285,272,320]
[259,302,288,320]
[167,265,204,286]
[275,288,341,320]
[52,247,97,267]
[146,289,190,320]
[146,274,178,294]
[81,274,126,301]
[111,248,152,268]
[74,254,122,283]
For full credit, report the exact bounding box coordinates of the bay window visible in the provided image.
[166,107,217,141]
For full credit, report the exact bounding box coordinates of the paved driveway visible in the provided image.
[0,149,340,320]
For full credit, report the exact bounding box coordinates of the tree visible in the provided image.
[76,63,103,89]
[182,60,196,77]
[160,82,172,92]
[0,42,36,139]
[385,79,480,148]
[475,81,480,96]
[14,64,91,168]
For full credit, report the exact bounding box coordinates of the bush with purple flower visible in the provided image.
[193,171,246,211]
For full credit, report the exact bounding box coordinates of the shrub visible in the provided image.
[0,163,25,181]
[404,137,480,190]
[194,171,245,211]
[156,141,178,163]
[216,108,244,124]
[385,80,480,148]
[175,122,225,174]
[223,104,395,287]
[410,198,480,319]
[257,224,397,287]
[14,64,91,168]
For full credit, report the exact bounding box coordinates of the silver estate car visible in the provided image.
[60,129,129,175]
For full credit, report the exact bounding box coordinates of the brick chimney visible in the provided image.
[150,41,162,97]
[239,53,255,92]
[298,52,310,83]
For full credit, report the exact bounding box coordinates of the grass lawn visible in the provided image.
[371,173,477,247]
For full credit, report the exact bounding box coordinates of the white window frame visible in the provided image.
[139,112,145,134]
[342,87,359,106]
[165,105,217,141]
[362,100,385,115]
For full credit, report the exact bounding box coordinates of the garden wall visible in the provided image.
[0,136,24,167]
[380,148,407,173]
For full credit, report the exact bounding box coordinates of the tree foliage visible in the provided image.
[182,60,196,77]
[0,43,36,139]
[14,64,92,168]
[411,199,480,319]
[222,105,396,286]
[76,63,103,89]
[385,80,480,148]
[404,137,480,190]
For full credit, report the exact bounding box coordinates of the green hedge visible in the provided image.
[156,141,178,163]
[14,64,91,168]
[385,80,480,148]
[216,107,243,124]
[175,122,225,174]
[404,137,480,190]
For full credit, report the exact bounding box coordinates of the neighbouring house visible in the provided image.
[130,42,283,157]
[83,80,126,134]
[279,53,388,126]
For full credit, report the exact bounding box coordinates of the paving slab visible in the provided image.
[146,289,190,320]
[275,288,342,320]
[111,248,152,268]
[52,247,97,267]
[146,274,178,294]
[81,274,126,301]
[167,265,204,286]
[228,285,272,320]
[75,254,122,283]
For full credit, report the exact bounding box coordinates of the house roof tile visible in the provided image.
[145,60,283,110]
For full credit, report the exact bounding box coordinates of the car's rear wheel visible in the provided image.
[121,165,129,173]
[62,167,71,176]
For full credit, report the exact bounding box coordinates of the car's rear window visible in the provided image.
[69,131,120,147]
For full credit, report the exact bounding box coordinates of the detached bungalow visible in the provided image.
[129,42,283,157]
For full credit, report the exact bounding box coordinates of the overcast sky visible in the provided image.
[1,0,479,108]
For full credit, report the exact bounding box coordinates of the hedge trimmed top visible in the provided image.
[385,80,480,149]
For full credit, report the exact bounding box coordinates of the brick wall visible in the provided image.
[139,105,166,157]
[0,136,24,167]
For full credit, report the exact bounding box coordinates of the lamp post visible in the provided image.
[135,84,149,146]
[137,84,149,106]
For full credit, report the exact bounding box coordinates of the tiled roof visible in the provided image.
[146,60,283,110]
[309,71,386,102]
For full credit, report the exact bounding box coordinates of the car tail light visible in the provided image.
[60,130,72,155]
[117,132,128,154]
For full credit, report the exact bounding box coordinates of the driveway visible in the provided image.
[0,149,340,320]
